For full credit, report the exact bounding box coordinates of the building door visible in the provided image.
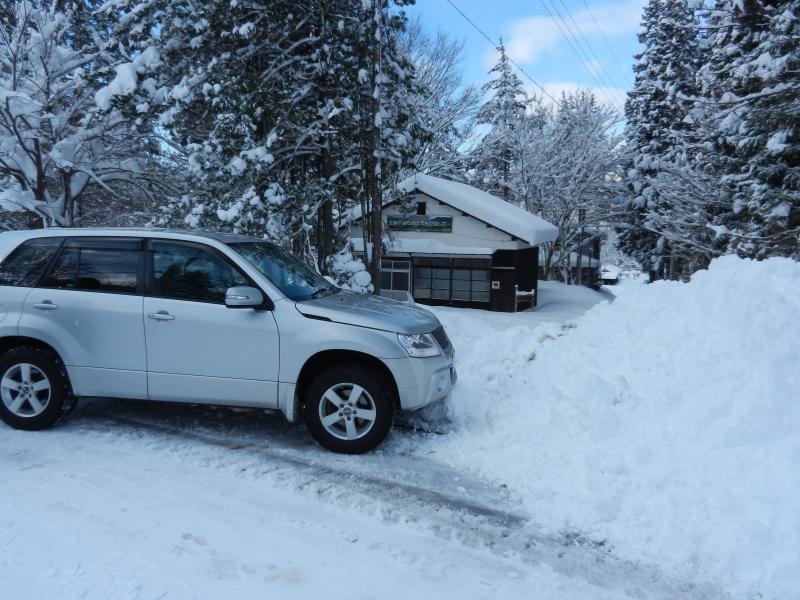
[489,267,516,312]
[379,259,411,301]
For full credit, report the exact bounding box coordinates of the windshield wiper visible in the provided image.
[310,286,337,299]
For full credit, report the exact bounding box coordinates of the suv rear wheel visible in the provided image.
[303,364,395,454]
[0,347,75,431]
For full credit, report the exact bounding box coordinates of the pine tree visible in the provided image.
[700,0,800,258]
[620,0,704,279]
[469,41,529,200]
[100,0,419,280]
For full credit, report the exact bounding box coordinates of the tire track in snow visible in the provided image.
[75,401,730,600]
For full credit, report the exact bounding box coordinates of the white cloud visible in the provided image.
[484,0,644,68]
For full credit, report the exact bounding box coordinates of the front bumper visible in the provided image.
[383,350,457,411]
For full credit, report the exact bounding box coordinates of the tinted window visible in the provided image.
[0,237,62,287]
[42,247,79,289]
[150,242,249,303]
[42,246,140,293]
[77,249,139,292]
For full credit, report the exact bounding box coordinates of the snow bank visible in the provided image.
[433,256,800,599]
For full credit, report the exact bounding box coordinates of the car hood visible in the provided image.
[296,291,440,334]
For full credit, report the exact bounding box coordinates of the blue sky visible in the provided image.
[406,0,647,112]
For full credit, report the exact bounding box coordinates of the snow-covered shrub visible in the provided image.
[328,246,373,294]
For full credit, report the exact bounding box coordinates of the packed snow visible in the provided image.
[429,256,800,600]
[2,422,626,600]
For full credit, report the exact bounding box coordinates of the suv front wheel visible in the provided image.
[303,364,395,454]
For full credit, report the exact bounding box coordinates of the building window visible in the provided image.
[380,259,410,300]
[416,201,426,215]
[412,257,490,303]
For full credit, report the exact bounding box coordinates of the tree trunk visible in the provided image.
[63,171,75,226]
[320,151,334,272]
[366,1,383,294]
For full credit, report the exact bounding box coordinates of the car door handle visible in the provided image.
[148,311,175,321]
[33,301,58,310]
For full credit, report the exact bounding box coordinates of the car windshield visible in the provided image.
[229,241,337,302]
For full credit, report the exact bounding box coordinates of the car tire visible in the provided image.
[0,347,75,431]
[303,364,395,454]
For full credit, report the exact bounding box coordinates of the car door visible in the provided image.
[143,239,280,407]
[19,237,148,399]
[0,236,64,340]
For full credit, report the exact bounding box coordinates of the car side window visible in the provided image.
[77,249,139,293]
[40,239,141,294]
[0,237,63,287]
[149,241,249,304]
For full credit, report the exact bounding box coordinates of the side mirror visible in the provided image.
[225,286,265,309]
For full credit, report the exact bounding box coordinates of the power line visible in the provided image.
[540,0,620,104]
[537,0,621,109]
[556,0,627,92]
[580,0,633,87]
[444,0,557,103]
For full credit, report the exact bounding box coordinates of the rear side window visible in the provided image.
[149,241,249,303]
[41,240,141,294]
[0,237,63,287]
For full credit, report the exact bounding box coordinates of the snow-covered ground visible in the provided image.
[430,256,800,600]
[1,417,625,600]
[1,399,678,600]
[2,257,797,599]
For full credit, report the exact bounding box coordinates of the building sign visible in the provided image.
[387,214,453,233]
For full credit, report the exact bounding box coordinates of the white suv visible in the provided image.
[0,229,456,453]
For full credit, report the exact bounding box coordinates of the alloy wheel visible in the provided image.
[1,363,51,418]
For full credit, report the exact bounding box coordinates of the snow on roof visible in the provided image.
[398,173,558,246]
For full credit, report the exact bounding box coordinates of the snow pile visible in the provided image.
[434,256,800,599]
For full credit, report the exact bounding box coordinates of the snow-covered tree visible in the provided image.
[401,19,481,177]
[517,91,625,281]
[0,0,166,227]
[100,0,418,291]
[469,41,529,199]
[699,0,800,259]
[619,0,799,276]
[619,0,705,279]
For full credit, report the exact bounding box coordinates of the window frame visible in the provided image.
[379,258,411,293]
[144,238,266,306]
[0,236,65,288]
[412,256,491,304]
[37,237,146,296]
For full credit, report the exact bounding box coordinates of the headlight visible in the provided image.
[397,332,441,358]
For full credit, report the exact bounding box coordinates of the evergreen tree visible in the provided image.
[469,41,529,200]
[99,0,419,282]
[620,0,703,279]
[700,0,800,259]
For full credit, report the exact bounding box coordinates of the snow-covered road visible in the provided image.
[1,397,725,600]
